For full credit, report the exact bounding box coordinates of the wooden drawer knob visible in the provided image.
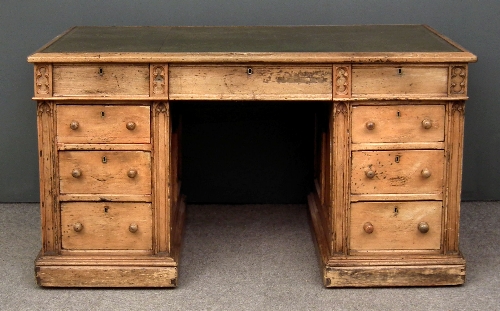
[73,222,83,232]
[421,168,432,178]
[71,168,82,178]
[365,121,375,130]
[70,121,79,130]
[418,222,430,233]
[422,119,432,129]
[129,223,138,233]
[363,222,374,234]
[365,170,375,179]
[127,169,137,178]
[126,122,136,131]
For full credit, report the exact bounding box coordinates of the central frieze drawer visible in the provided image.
[351,150,444,195]
[59,151,151,195]
[61,202,152,250]
[351,104,445,143]
[52,64,150,97]
[349,201,442,252]
[351,66,448,97]
[168,65,333,100]
[57,105,150,144]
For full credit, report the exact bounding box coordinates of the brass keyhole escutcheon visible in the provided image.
[247,67,253,75]
[102,156,107,164]
[395,155,401,163]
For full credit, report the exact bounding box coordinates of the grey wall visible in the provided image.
[1,0,498,202]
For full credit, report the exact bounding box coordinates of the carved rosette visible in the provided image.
[335,66,350,96]
[150,64,168,97]
[35,65,51,96]
[450,66,467,95]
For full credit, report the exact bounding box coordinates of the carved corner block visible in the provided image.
[150,64,168,98]
[333,65,351,98]
[449,65,467,96]
[34,64,52,97]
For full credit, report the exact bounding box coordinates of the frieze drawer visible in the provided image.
[168,65,333,100]
[351,65,449,97]
[52,64,150,97]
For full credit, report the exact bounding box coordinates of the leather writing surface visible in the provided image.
[41,25,461,53]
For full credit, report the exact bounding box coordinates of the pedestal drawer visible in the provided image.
[57,105,150,144]
[169,65,333,100]
[351,104,445,143]
[61,202,152,250]
[59,151,151,195]
[351,150,444,195]
[53,64,150,97]
[349,201,442,252]
[351,66,448,97]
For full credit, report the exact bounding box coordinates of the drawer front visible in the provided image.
[61,202,152,250]
[53,64,149,96]
[57,105,150,144]
[59,151,151,195]
[351,150,444,195]
[351,66,448,97]
[168,65,333,100]
[350,201,442,251]
[351,104,445,143]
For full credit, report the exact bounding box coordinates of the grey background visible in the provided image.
[1,0,498,202]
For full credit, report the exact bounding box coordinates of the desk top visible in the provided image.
[28,25,476,63]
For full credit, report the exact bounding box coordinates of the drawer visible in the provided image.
[168,65,333,100]
[61,202,152,250]
[349,201,442,252]
[57,105,150,144]
[351,150,444,195]
[351,104,445,143]
[351,66,448,97]
[59,151,151,195]
[52,64,149,97]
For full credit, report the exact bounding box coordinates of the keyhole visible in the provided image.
[247,67,253,75]
[397,111,401,118]
[98,67,104,76]
[101,111,105,118]
[102,156,107,163]
[104,206,109,213]
[394,207,399,215]
[397,68,402,75]
[395,155,401,163]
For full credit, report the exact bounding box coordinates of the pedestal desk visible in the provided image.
[28,25,477,287]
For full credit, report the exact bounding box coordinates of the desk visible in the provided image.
[28,25,476,287]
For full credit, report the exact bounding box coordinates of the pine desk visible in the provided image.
[28,25,476,287]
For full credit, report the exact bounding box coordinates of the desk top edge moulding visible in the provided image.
[29,25,476,287]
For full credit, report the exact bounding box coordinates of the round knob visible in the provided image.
[365,122,375,130]
[71,169,82,178]
[126,122,136,131]
[73,222,83,232]
[70,121,79,130]
[418,222,430,233]
[129,223,138,233]
[363,222,374,234]
[365,170,375,179]
[422,119,432,129]
[127,169,137,178]
[421,168,432,178]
